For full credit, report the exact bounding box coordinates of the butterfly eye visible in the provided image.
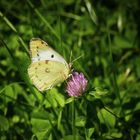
[51,54,54,58]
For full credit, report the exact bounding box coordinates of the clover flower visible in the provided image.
[66,72,88,97]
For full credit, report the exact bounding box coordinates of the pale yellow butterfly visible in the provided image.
[28,38,70,91]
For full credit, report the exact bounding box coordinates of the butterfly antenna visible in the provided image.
[69,50,73,63]
[71,53,84,64]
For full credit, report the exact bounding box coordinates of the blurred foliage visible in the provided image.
[0,0,140,139]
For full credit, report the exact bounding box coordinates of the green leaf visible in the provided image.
[31,111,55,140]
[103,129,122,139]
[46,90,58,108]
[75,116,86,127]
[89,87,109,99]
[4,85,18,103]
[65,97,74,104]
[114,36,133,49]
[61,135,84,140]
[85,128,95,139]
[97,108,116,128]
[0,115,9,130]
[136,135,140,140]
[134,102,140,111]
[53,89,65,107]
[31,110,54,120]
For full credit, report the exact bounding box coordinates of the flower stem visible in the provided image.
[72,98,76,140]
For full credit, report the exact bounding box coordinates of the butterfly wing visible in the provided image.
[28,60,69,91]
[29,38,67,64]
[28,38,70,91]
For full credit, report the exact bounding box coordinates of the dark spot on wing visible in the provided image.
[45,60,49,64]
[34,74,42,82]
[51,54,54,58]
[36,49,40,58]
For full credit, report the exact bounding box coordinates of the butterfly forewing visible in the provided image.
[30,38,67,64]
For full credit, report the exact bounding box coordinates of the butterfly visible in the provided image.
[28,38,70,91]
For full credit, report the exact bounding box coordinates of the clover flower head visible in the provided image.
[66,72,88,97]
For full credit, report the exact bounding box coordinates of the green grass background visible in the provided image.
[0,0,140,140]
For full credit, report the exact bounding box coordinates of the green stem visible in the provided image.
[72,98,76,140]
[107,28,121,104]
